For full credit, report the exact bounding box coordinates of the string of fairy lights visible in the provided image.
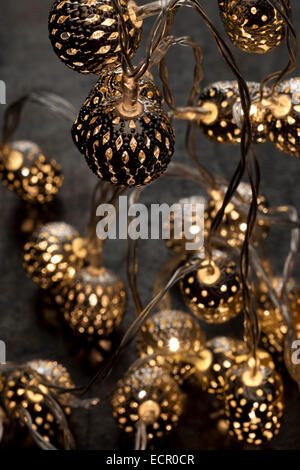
[0,0,299,450]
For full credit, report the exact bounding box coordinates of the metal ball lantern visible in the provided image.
[49,0,142,74]
[218,0,290,54]
[23,222,86,290]
[0,141,63,204]
[180,249,243,323]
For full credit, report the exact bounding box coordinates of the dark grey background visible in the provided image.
[0,0,300,450]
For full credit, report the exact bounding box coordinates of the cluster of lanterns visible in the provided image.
[0,0,300,451]
[198,77,300,158]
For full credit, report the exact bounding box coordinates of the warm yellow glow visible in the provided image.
[169,337,180,352]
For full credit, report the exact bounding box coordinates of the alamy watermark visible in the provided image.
[95,195,204,251]
[0,341,6,364]
[0,81,6,104]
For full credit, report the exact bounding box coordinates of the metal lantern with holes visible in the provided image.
[164,195,208,253]
[23,222,86,290]
[137,310,206,382]
[111,366,183,440]
[0,141,63,204]
[180,249,243,323]
[197,336,249,399]
[232,82,271,143]
[0,362,74,448]
[48,0,142,74]
[205,183,270,249]
[224,361,284,445]
[266,77,300,157]
[63,266,127,340]
[72,94,175,187]
[197,81,242,144]
[218,0,290,54]
[255,278,300,356]
[73,70,162,153]
[83,68,162,108]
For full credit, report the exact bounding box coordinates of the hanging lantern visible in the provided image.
[180,249,243,323]
[197,81,241,144]
[232,82,271,143]
[73,69,162,154]
[83,68,162,109]
[63,265,127,341]
[0,141,63,204]
[0,361,74,449]
[218,0,290,54]
[72,92,175,187]
[225,360,284,445]
[265,77,300,157]
[111,366,183,441]
[255,277,300,356]
[137,309,206,382]
[205,182,270,249]
[164,195,207,253]
[48,0,142,74]
[193,337,275,399]
[23,222,86,290]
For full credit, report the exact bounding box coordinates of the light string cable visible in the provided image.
[1,90,77,154]
[86,181,126,268]
[262,0,298,94]
[177,0,261,364]
[126,188,144,315]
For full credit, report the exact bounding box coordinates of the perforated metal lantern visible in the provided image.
[265,77,300,157]
[180,249,243,323]
[198,337,248,399]
[137,309,206,382]
[233,82,271,143]
[218,0,290,54]
[0,362,73,448]
[63,265,126,340]
[73,69,162,153]
[225,361,284,445]
[23,222,86,290]
[49,0,142,74]
[205,182,269,249]
[112,366,183,440]
[72,94,175,187]
[83,68,162,108]
[197,81,241,144]
[255,277,300,356]
[164,195,207,253]
[0,141,63,204]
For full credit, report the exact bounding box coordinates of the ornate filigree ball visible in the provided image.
[111,366,183,440]
[63,265,126,340]
[225,361,284,445]
[23,222,86,290]
[205,182,269,248]
[49,0,142,74]
[0,141,63,204]
[197,81,241,144]
[0,362,73,447]
[180,249,243,323]
[265,77,300,157]
[233,82,271,143]
[137,309,206,381]
[72,92,175,187]
[218,0,289,54]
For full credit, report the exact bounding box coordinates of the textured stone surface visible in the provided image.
[0,0,300,450]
